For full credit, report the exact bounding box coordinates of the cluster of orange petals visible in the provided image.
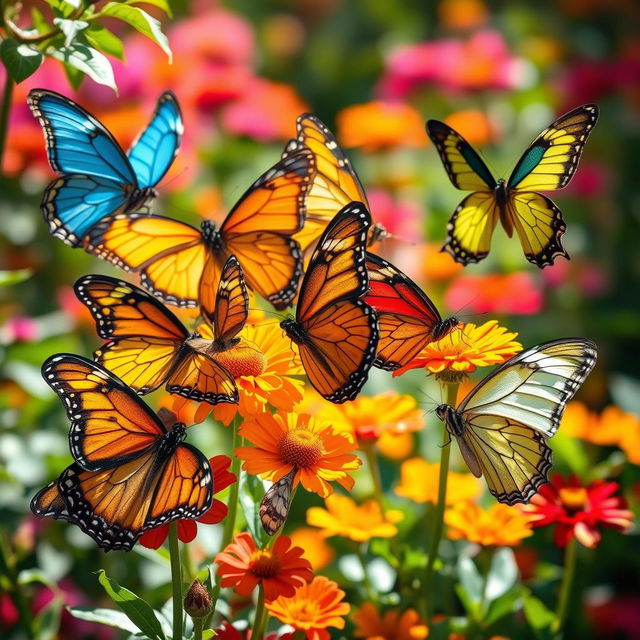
[353,602,428,640]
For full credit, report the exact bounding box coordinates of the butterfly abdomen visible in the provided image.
[156,423,187,458]
[494,179,514,238]
[201,220,223,251]
[436,404,465,437]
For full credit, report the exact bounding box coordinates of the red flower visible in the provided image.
[521,475,633,549]
[139,456,236,549]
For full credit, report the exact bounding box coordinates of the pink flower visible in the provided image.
[1,316,38,343]
[367,188,422,244]
[542,259,609,298]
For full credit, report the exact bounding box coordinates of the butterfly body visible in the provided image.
[201,219,224,252]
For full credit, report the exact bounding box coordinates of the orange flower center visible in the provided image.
[278,429,322,468]
[249,550,281,578]
[215,344,266,379]
[559,487,588,512]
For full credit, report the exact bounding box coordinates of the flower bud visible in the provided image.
[183,579,212,619]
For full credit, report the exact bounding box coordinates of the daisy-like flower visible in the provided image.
[353,602,428,640]
[289,527,335,570]
[235,411,361,497]
[306,494,403,542]
[392,320,521,380]
[395,458,482,505]
[214,532,312,601]
[265,576,350,640]
[445,501,533,546]
[139,455,236,548]
[520,475,633,549]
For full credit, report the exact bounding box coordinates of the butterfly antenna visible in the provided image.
[248,306,286,319]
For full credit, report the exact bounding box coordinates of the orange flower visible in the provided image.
[289,527,335,571]
[421,243,464,282]
[353,602,428,640]
[235,411,361,497]
[395,458,482,505]
[307,494,403,542]
[445,502,532,546]
[393,320,521,377]
[265,576,350,640]
[336,101,427,151]
[214,532,312,601]
[438,0,489,30]
[444,109,493,145]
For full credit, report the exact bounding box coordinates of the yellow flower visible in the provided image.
[353,602,428,640]
[557,401,596,440]
[289,527,335,571]
[445,502,533,546]
[307,494,403,542]
[393,320,521,377]
[395,458,482,505]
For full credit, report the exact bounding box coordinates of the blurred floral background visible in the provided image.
[1,0,639,639]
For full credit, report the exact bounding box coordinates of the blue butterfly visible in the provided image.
[28,89,183,247]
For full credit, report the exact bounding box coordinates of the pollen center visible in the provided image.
[558,487,588,512]
[278,430,323,469]
[215,343,266,379]
[249,550,280,578]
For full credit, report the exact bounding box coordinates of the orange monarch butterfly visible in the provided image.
[281,201,379,403]
[74,255,249,405]
[31,354,213,551]
[282,114,389,251]
[260,468,296,536]
[365,252,459,371]
[84,148,315,311]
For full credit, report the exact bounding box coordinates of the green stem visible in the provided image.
[193,618,203,640]
[251,584,268,639]
[181,540,194,583]
[168,522,183,640]
[553,537,578,636]
[0,75,13,178]
[424,380,459,625]
[478,547,494,621]
[220,415,242,550]
[355,543,376,602]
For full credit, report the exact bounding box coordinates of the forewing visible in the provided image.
[260,470,295,536]
[208,256,249,342]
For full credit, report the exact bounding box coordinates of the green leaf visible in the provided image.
[17,568,53,587]
[238,471,269,548]
[44,0,76,18]
[96,570,166,640]
[62,61,85,90]
[523,593,556,640]
[456,554,483,604]
[67,607,142,634]
[484,585,523,626]
[47,43,116,91]
[33,597,62,640]
[84,24,125,60]
[132,0,173,17]
[31,8,50,33]
[485,548,519,603]
[0,269,32,287]
[53,18,90,47]
[100,3,171,60]
[0,40,43,83]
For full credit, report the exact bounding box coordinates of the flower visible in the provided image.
[392,320,521,377]
[395,458,482,505]
[235,411,361,497]
[214,621,285,639]
[445,502,533,546]
[265,576,350,640]
[183,579,212,619]
[336,101,427,151]
[307,494,403,542]
[520,475,633,548]
[214,532,312,601]
[289,528,335,570]
[139,456,236,548]
[443,110,494,146]
[420,243,464,282]
[367,188,422,244]
[438,0,489,30]
[353,602,428,639]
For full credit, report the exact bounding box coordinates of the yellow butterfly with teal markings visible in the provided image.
[426,105,599,268]
[436,338,597,504]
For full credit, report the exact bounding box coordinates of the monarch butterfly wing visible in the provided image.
[31,478,72,521]
[365,253,451,370]
[455,416,553,505]
[442,192,500,265]
[127,91,183,188]
[27,89,135,184]
[166,351,238,405]
[507,192,568,268]
[260,469,296,536]
[426,120,496,191]
[88,214,207,307]
[42,354,165,471]
[205,256,249,342]
[457,339,598,438]
[507,104,599,192]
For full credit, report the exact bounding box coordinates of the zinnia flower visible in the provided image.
[392,320,521,378]
[265,576,350,640]
[306,494,403,542]
[139,455,236,548]
[445,502,533,546]
[235,411,361,497]
[353,602,428,639]
[395,458,482,505]
[520,475,633,548]
[214,532,312,601]
[289,528,335,570]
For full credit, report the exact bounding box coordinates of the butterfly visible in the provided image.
[74,254,249,405]
[86,148,314,310]
[281,201,379,403]
[31,354,213,551]
[259,469,296,536]
[435,338,597,505]
[365,252,459,370]
[283,114,388,251]
[426,105,599,268]
[28,89,183,247]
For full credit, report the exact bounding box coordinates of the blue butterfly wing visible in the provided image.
[28,89,136,185]
[128,91,183,189]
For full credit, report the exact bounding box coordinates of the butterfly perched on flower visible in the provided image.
[260,469,296,536]
[435,338,597,504]
[28,89,183,247]
[426,105,599,268]
[365,252,459,371]
[74,255,249,405]
[31,354,213,551]
[281,201,379,403]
